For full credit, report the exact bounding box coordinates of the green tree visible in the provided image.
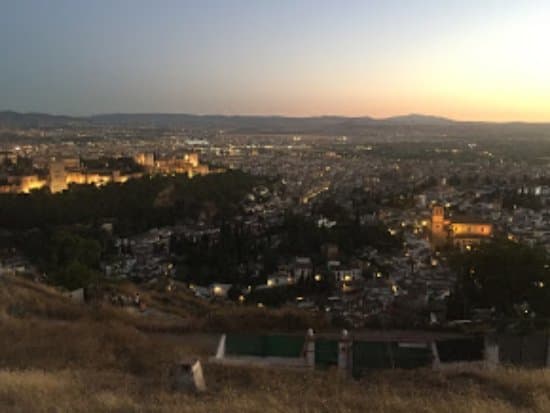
[52,260,100,290]
[450,240,550,318]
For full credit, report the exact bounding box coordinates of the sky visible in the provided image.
[1,0,550,122]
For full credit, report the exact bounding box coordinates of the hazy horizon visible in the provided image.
[5,110,550,125]
[2,0,550,122]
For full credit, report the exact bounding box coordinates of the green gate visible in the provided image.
[315,339,338,369]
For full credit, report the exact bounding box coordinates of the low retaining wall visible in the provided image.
[211,331,550,376]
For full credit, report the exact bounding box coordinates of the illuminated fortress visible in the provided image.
[0,152,211,194]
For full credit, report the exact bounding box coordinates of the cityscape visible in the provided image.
[1,1,550,412]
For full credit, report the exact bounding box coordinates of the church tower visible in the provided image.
[430,205,447,248]
[432,206,444,225]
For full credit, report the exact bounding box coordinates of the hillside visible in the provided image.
[0,111,452,130]
[3,110,550,138]
[1,275,549,412]
[0,111,85,129]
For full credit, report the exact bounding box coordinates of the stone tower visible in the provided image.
[431,206,447,248]
[49,159,67,193]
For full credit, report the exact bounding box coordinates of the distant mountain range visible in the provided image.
[0,111,84,129]
[0,111,456,129]
[1,110,549,136]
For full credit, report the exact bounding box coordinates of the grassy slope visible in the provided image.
[2,365,550,413]
[1,275,550,413]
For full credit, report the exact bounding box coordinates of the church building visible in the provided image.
[430,206,493,250]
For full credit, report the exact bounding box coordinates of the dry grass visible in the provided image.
[1,275,549,412]
[145,286,329,333]
[0,274,326,333]
[0,316,186,373]
[0,275,87,320]
[0,366,549,413]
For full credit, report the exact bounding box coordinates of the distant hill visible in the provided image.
[381,114,455,126]
[89,113,375,133]
[0,110,85,129]
[89,113,456,129]
[1,110,550,137]
[0,111,453,130]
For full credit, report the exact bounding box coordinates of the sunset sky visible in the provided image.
[1,0,549,121]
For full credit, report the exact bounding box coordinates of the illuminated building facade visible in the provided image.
[49,160,68,193]
[0,175,47,194]
[0,152,214,194]
[430,206,493,250]
[134,152,209,177]
[134,153,155,168]
[48,158,139,193]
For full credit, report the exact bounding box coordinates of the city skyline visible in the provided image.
[2,0,550,122]
[3,2,550,409]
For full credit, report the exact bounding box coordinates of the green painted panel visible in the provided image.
[352,341,392,377]
[226,334,305,358]
[436,337,484,362]
[392,344,432,369]
[264,335,305,358]
[226,334,264,356]
[315,339,338,369]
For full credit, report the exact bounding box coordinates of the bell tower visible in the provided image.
[432,206,444,224]
[430,205,447,248]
